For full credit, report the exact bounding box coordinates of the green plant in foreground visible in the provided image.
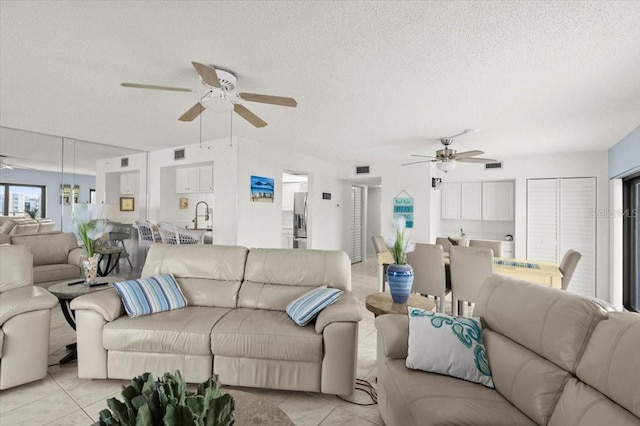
[99,371,235,426]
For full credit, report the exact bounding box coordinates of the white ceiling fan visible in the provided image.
[121,62,297,128]
[0,155,37,170]
[402,129,497,172]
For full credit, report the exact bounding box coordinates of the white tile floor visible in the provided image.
[0,258,391,426]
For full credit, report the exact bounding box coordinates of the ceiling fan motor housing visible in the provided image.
[200,67,237,91]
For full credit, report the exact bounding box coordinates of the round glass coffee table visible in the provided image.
[365,292,436,316]
[48,277,119,364]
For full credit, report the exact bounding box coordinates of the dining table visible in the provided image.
[376,251,563,292]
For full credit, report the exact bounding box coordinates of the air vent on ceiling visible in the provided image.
[174,148,185,161]
[121,157,129,168]
[356,165,370,174]
[484,162,503,170]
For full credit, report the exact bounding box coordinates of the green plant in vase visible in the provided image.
[98,371,235,426]
[385,217,415,304]
[72,204,112,283]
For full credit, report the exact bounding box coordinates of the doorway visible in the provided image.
[282,170,308,249]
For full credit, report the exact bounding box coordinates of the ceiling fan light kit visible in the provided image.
[121,61,297,128]
[436,159,456,172]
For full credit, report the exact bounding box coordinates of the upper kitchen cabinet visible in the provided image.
[441,182,461,219]
[441,182,482,220]
[282,182,301,211]
[175,164,214,193]
[482,181,514,221]
[120,171,138,194]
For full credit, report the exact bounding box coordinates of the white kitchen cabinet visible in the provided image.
[176,165,214,193]
[198,165,214,192]
[282,183,301,211]
[282,228,294,248]
[461,182,482,220]
[482,181,515,221]
[441,183,461,219]
[120,172,138,194]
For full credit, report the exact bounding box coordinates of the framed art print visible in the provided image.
[120,197,135,211]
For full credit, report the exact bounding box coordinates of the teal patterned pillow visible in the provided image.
[406,307,494,388]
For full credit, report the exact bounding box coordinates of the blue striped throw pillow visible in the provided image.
[287,287,343,326]
[113,274,187,317]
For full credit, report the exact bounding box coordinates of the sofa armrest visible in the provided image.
[0,286,58,326]
[315,291,364,333]
[375,314,409,359]
[70,289,125,322]
[68,247,85,268]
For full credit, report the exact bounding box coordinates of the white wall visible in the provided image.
[431,151,610,300]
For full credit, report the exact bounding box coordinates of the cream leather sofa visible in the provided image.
[9,232,84,288]
[376,274,640,425]
[71,245,364,395]
[0,217,56,235]
[0,245,58,390]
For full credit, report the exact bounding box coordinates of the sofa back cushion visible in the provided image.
[239,249,350,311]
[0,245,33,292]
[575,312,640,418]
[484,329,570,424]
[10,232,78,266]
[474,275,607,373]
[9,219,40,235]
[548,378,640,426]
[141,244,249,308]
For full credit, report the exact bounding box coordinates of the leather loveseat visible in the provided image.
[0,245,58,390]
[71,244,364,395]
[375,274,640,426]
[8,232,84,288]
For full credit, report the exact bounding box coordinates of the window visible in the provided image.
[623,173,640,312]
[0,183,46,217]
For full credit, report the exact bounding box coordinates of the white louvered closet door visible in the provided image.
[349,186,363,263]
[527,177,596,297]
[558,178,596,297]
[526,179,559,263]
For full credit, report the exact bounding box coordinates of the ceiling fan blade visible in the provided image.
[454,150,484,159]
[178,103,206,122]
[457,157,497,163]
[401,160,435,166]
[238,92,297,107]
[234,104,267,128]
[191,62,221,88]
[445,129,477,139]
[121,83,193,92]
[410,154,437,159]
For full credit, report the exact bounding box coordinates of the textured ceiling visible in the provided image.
[1,1,639,165]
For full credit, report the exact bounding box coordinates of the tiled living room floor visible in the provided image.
[0,259,387,426]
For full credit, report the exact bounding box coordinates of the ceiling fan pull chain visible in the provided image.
[229,109,233,147]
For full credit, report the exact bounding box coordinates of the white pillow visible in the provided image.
[406,306,494,388]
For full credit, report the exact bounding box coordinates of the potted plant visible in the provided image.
[72,204,112,284]
[98,371,235,426]
[385,217,415,304]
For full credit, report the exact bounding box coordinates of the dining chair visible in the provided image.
[469,239,503,258]
[449,246,494,316]
[372,235,391,292]
[134,220,162,248]
[435,237,453,254]
[407,243,448,312]
[559,249,582,291]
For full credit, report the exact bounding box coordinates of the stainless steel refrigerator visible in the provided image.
[293,192,307,249]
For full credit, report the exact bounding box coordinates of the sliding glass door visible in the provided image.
[623,173,640,312]
[0,183,46,217]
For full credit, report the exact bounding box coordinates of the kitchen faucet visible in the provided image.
[460,227,466,237]
[193,201,210,230]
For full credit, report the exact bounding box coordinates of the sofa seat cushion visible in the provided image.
[103,306,231,355]
[379,358,536,426]
[33,264,80,284]
[210,308,323,363]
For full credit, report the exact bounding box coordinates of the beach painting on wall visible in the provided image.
[250,175,275,203]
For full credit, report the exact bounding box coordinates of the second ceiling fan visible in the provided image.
[121,62,297,128]
[402,129,497,172]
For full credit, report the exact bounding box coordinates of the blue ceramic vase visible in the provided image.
[387,263,414,304]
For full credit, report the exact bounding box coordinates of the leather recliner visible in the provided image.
[0,245,58,390]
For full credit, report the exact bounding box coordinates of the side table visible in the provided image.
[48,277,118,364]
[95,246,123,276]
[365,292,436,317]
